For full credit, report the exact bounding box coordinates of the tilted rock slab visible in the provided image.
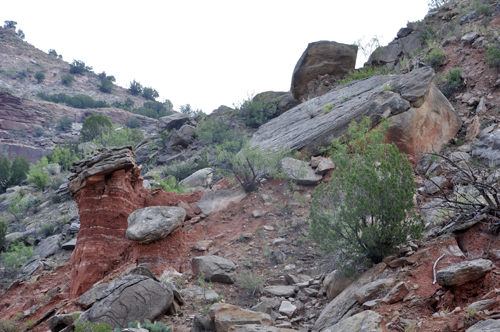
[321,310,384,332]
[313,263,387,332]
[281,158,322,185]
[252,67,461,156]
[354,278,394,304]
[81,275,173,329]
[229,325,298,332]
[157,112,190,133]
[126,206,186,243]
[192,256,237,283]
[466,319,500,332]
[208,303,272,332]
[436,259,493,287]
[323,270,353,301]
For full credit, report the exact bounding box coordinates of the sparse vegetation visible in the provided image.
[118,320,171,332]
[56,115,73,132]
[93,127,144,148]
[235,93,280,128]
[487,43,500,67]
[425,47,445,68]
[236,271,265,297]
[80,114,113,142]
[60,74,75,86]
[27,158,50,191]
[37,92,110,109]
[45,145,82,171]
[34,71,45,83]
[69,60,92,74]
[142,87,159,101]
[151,175,186,194]
[438,67,463,98]
[323,103,334,114]
[74,320,112,332]
[125,117,142,129]
[128,79,143,96]
[310,117,423,276]
[0,155,30,194]
[0,220,6,250]
[98,79,114,93]
[162,153,210,181]
[1,241,34,272]
[132,100,173,119]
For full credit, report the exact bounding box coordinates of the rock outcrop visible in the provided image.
[191,256,237,283]
[252,67,461,156]
[321,310,384,332]
[208,303,273,332]
[291,41,357,101]
[66,146,204,298]
[126,206,186,243]
[436,259,493,287]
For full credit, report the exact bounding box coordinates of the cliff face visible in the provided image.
[67,147,203,298]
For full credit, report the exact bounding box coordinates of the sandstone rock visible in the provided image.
[252,210,268,218]
[436,259,493,286]
[183,286,221,301]
[466,319,500,331]
[355,278,394,304]
[313,263,386,331]
[321,310,384,332]
[192,256,236,283]
[82,275,173,329]
[196,188,247,215]
[416,154,432,175]
[281,158,322,185]
[77,283,110,309]
[466,116,481,141]
[61,238,77,250]
[323,270,354,301]
[462,32,480,44]
[271,250,286,264]
[424,176,448,195]
[310,156,323,168]
[193,240,214,251]
[181,168,213,189]
[169,124,196,147]
[467,299,498,312]
[208,303,272,332]
[126,206,186,243]
[251,300,277,315]
[263,285,295,297]
[252,67,460,156]
[472,129,500,168]
[19,257,43,280]
[291,41,357,101]
[279,301,296,318]
[381,281,408,304]
[157,113,190,133]
[34,234,61,259]
[315,158,335,174]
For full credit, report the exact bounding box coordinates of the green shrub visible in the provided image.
[125,117,142,129]
[180,104,205,118]
[112,98,135,112]
[27,158,50,191]
[132,100,173,119]
[61,74,75,86]
[93,127,144,148]
[16,29,25,39]
[151,175,186,194]
[0,156,30,193]
[339,67,375,85]
[0,318,16,332]
[417,25,437,45]
[0,156,9,192]
[99,79,113,93]
[476,4,491,16]
[236,271,265,296]
[236,93,279,128]
[425,48,445,68]
[1,241,34,272]
[35,126,45,137]
[80,115,113,142]
[142,87,159,101]
[163,153,210,181]
[196,118,241,146]
[69,60,91,74]
[48,49,58,57]
[4,20,17,29]
[74,320,111,332]
[45,145,81,171]
[439,67,463,98]
[37,92,110,109]
[0,220,6,250]
[56,115,73,132]
[128,79,143,95]
[487,44,500,67]
[34,71,45,83]
[310,117,423,275]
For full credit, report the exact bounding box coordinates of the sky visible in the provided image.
[2,1,430,113]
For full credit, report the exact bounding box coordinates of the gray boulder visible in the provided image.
[157,113,190,133]
[424,176,448,195]
[466,320,500,332]
[194,315,216,332]
[228,325,296,332]
[472,129,500,168]
[77,283,110,309]
[208,303,272,332]
[291,40,357,101]
[169,124,196,147]
[61,238,77,250]
[82,275,173,329]
[181,168,213,189]
[192,256,236,283]
[127,264,159,281]
[323,270,354,301]
[196,189,247,215]
[18,257,43,280]
[126,206,186,243]
[251,67,460,156]
[354,278,394,304]
[322,310,384,332]
[183,286,221,301]
[281,158,322,185]
[49,312,82,332]
[263,285,295,297]
[436,259,493,287]
[467,299,499,312]
[34,234,61,259]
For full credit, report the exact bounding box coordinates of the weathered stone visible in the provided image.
[467,299,499,312]
[466,319,500,331]
[19,257,43,279]
[313,263,386,331]
[157,113,190,133]
[169,124,196,147]
[302,288,319,297]
[208,303,272,332]
[61,238,76,250]
[322,310,384,332]
[252,210,268,218]
[279,301,296,318]
[291,41,357,101]
[127,264,159,281]
[196,189,247,215]
[323,270,354,301]
[126,206,186,243]
[252,68,460,156]
[355,278,394,304]
[449,152,471,163]
[397,27,413,38]
[192,256,236,284]
[77,283,109,309]
[316,158,335,174]
[416,155,432,175]
[436,259,493,287]
[251,300,276,315]
[34,234,61,259]
[381,281,409,304]
[472,129,500,168]
[183,286,221,301]
[228,325,298,332]
[82,275,173,329]
[271,250,286,264]
[193,240,214,251]
[466,116,480,141]
[281,158,322,185]
[48,312,81,332]
[181,168,213,189]
[263,285,295,297]
[424,176,448,195]
[194,315,216,332]
[462,32,480,44]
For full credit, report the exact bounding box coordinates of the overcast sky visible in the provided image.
[2,1,430,113]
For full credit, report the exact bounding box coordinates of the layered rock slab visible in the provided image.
[208,303,272,332]
[191,256,236,283]
[436,259,493,287]
[126,206,186,243]
[252,67,460,156]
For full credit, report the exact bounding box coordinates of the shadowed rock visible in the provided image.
[126,206,186,243]
[192,256,236,283]
[436,259,493,287]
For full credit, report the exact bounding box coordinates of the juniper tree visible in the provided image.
[310,117,422,276]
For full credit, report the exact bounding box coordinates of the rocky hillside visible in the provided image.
[3,0,500,332]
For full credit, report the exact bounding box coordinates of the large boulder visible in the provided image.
[126,206,186,243]
[196,189,247,215]
[208,303,272,332]
[354,278,394,304]
[34,234,61,259]
[466,320,500,331]
[181,168,213,189]
[472,129,500,168]
[263,285,296,297]
[169,124,196,147]
[291,41,357,101]
[191,256,237,283]
[251,67,461,156]
[436,259,493,287]
[323,270,354,301]
[81,275,174,329]
[321,310,384,332]
[77,283,110,309]
[157,113,190,133]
